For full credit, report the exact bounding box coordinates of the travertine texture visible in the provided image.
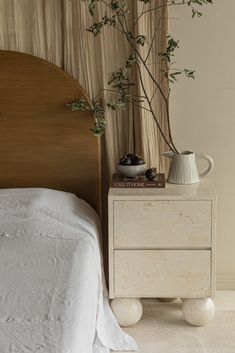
[108,180,216,326]
[114,200,211,248]
[113,293,235,353]
[114,250,211,298]
[182,298,215,326]
[110,298,143,327]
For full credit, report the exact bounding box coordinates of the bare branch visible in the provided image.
[136,62,178,153]
[117,17,168,104]
[144,3,168,64]
[131,100,152,113]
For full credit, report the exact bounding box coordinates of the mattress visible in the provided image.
[0,188,137,353]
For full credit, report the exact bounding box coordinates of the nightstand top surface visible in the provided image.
[109,179,216,200]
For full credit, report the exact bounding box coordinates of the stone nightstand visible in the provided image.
[108,180,216,327]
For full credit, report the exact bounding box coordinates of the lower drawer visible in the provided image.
[114,250,211,298]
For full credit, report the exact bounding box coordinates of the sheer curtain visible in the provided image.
[134,0,170,172]
[0,0,169,174]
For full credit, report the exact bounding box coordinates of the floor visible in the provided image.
[114,291,235,353]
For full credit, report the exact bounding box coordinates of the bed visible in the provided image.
[0,51,137,353]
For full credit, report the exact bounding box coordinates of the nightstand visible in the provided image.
[108,180,216,327]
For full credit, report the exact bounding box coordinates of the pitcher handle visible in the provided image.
[195,153,214,178]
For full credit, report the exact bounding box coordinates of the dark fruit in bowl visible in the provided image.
[133,154,145,165]
[145,168,157,180]
[119,153,145,166]
[126,153,135,162]
[120,155,132,166]
[118,153,146,177]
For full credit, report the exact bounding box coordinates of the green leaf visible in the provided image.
[169,71,182,83]
[159,35,179,63]
[68,98,107,137]
[184,69,196,79]
[126,53,137,67]
[87,21,104,36]
[107,102,126,110]
[86,12,118,36]
[127,31,135,40]
[91,117,106,136]
[136,35,147,46]
[192,9,202,18]
[191,0,213,4]
[102,13,118,27]
[88,0,97,16]
[110,0,126,11]
[67,98,91,111]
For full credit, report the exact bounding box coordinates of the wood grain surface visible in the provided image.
[0,51,101,212]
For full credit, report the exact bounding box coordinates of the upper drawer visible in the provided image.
[113,200,211,248]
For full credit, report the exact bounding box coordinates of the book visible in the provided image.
[111,173,165,188]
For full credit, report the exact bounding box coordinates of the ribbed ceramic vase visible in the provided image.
[162,151,214,185]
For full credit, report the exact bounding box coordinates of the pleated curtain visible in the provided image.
[0,0,169,174]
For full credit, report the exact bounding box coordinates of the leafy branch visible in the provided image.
[69,0,213,153]
[67,98,106,136]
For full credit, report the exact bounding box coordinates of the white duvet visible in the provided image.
[0,188,137,353]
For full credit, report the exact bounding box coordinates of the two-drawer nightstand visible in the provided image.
[108,180,216,327]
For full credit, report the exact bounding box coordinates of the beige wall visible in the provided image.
[170,1,235,289]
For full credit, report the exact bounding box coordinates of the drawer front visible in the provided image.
[114,250,211,298]
[114,200,211,248]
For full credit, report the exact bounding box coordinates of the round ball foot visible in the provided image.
[158,298,177,303]
[110,298,143,327]
[182,298,215,326]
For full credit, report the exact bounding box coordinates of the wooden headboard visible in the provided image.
[0,51,101,213]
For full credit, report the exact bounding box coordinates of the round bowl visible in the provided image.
[117,163,146,178]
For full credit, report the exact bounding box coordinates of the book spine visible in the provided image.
[111,181,165,188]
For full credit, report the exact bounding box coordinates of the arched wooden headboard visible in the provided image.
[0,51,101,213]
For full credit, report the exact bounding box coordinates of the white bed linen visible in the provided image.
[0,188,137,353]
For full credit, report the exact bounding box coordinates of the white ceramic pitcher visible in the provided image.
[162,151,214,184]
